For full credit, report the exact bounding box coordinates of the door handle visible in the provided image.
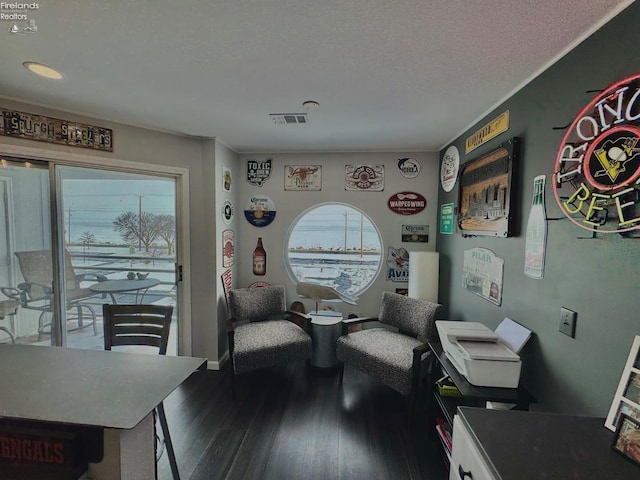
[458,464,473,479]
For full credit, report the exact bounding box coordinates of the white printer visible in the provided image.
[436,320,522,388]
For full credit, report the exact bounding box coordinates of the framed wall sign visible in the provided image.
[458,137,519,237]
[612,414,640,466]
[606,336,640,432]
[0,107,113,151]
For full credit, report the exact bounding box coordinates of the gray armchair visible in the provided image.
[336,291,442,421]
[227,285,312,398]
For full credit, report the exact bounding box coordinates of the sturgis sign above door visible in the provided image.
[553,73,640,235]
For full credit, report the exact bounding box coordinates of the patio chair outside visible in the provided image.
[12,249,105,341]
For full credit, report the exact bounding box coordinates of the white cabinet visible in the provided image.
[449,414,496,480]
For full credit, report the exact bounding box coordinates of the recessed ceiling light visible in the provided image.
[302,100,319,111]
[23,62,64,80]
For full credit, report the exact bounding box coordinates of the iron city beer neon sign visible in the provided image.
[553,73,640,234]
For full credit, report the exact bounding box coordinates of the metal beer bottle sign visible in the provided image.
[553,73,640,235]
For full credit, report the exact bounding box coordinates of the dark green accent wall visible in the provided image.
[437,2,640,416]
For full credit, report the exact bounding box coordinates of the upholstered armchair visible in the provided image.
[336,291,442,421]
[227,285,312,398]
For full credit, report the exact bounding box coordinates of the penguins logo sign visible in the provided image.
[553,73,640,234]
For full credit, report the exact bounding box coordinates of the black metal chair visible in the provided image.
[102,303,180,480]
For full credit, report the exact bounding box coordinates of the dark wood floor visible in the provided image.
[157,362,449,480]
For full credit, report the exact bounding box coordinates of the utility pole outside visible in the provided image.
[135,194,143,251]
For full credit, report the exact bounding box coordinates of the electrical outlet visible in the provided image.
[559,307,577,338]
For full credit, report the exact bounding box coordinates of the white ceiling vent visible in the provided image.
[269,113,308,125]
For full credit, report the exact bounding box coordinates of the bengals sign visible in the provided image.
[553,73,640,234]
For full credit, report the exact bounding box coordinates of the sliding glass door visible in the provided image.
[0,159,180,355]
[0,158,54,346]
[58,166,178,353]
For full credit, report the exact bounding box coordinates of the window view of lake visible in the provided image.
[286,204,382,296]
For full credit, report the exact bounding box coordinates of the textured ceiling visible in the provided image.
[0,1,633,153]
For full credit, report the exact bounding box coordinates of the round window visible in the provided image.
[284,203,383,296]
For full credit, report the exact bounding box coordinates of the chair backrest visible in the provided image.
[103,304,173,355]
[228,285,286,323]
[15,250,81,300]
[378,291,441,342]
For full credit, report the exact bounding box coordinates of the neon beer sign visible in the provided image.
[553,73,640,234]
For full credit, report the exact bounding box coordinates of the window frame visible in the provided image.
[283,202,383,297]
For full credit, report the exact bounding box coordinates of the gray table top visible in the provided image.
[89,278,161,293]
[0,344,206,429]
[458,406,640,479]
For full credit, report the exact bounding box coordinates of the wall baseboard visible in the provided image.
[206,350,229,370]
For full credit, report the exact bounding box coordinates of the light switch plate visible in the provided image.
[559,307,577,338]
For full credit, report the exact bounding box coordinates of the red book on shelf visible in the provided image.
[435,418,453,452]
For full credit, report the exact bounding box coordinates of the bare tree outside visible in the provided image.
[156,214,176,255]
[79,231,96,244]
[113,212,175,253]
[79,231,96,259]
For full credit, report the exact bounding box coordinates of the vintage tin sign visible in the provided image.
[0,107,113,151]
[222,229,235,267]
[386,246,410,282]
[462,247,504,306]
[222,165,232,192]
[246,158,272,187]
[440,203,455,234]
[402,224,429,242]
[441,146,460,192]
[345,165,384,191]
[387,192,426,215]
[244,195,276,227]
[222,200,234,225]
[465,110,509,154]
[397,157,421,179]
[284,165,322,191]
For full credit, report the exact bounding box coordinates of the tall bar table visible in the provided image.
[0,344,206,479]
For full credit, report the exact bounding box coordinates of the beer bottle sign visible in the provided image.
[524,175,547,279]
[253,237,267,276]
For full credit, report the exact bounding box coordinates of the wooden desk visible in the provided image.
[0,344,206,478]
